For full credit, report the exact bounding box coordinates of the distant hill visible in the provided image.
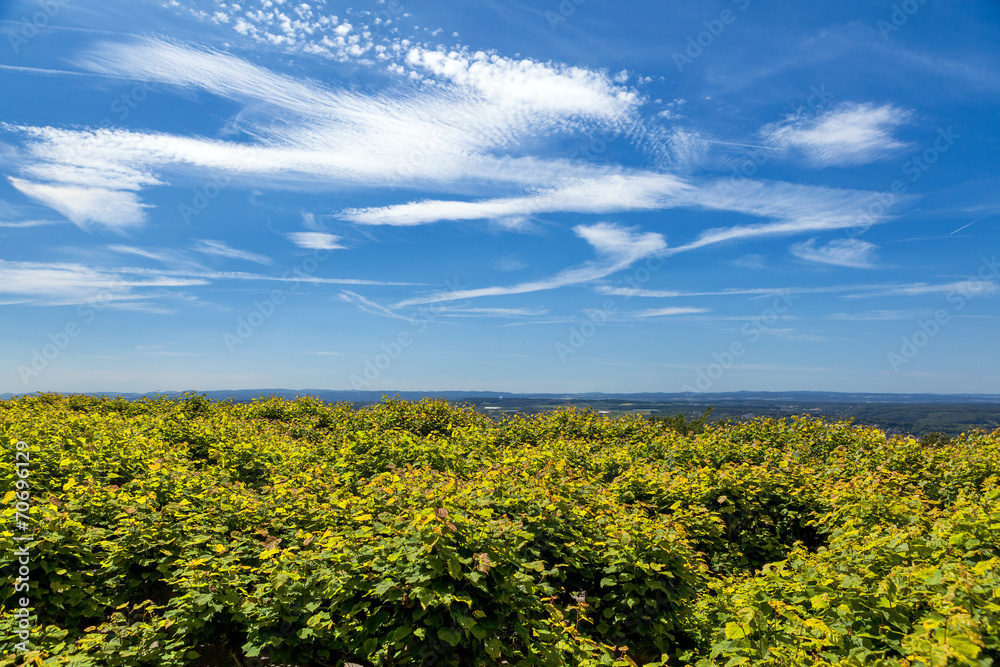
[3,389,999,436]
[3,388,1000,404]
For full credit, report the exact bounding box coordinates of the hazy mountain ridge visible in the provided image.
[3,389,1000,404]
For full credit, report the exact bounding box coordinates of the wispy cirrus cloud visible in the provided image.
[286,232,346,250]
[339,174,692,226]
[108,245,208,271]
[790,238,879,268]
[164,0,641,126]
[7,177,147,230]
[598,279,999,301]
[731,254,767,269]
[1,36,645,230]
[4,37,907,250]
[762,102,912,167]
[404,46,637,120]
[826,309,937,321]
[847,280,999,298]
[629,306,711,318]
[596,285,783,298]
[435,306,550,318]
[393,222,666,308]
[0,218,64,228]
[0,259,421,307]
[338,291,409,321]
[341,176,909,251]
[192,239,272,265]
[0,259,206,307]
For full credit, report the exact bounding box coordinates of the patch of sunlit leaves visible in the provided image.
[1,393,998,666]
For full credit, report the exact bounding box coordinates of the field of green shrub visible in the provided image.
[2,393,999,666]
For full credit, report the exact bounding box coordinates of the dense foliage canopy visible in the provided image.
[2,394,999,666]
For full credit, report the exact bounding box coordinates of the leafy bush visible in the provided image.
[1,395,998,666]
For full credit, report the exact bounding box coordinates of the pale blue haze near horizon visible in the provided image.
[0,0,997,394]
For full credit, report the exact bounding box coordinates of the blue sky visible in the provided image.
[1,0,998,395]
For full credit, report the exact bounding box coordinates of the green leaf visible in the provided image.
[947,633,982,660]
[724,622,748,640]
[438,627,462,646]
[388,626,412,643]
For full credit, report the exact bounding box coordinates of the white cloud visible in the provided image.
[597,286,682,297]
[596,285,794,299]
[8,177,147,230]
[165,1,372,62]
[596,279,999,301]
[142,268,418,287]
[575,221,667,262]
[826,309,937,321]
[0,219,62,228]
[339,290,415,321]
[0,259,207,306]
[731,254,766,269]
[656,98,686,120]
[6,39,909,258]
[192,239,272,264]
[404,46,637,120]
[667,180,910,254]
[0,38,651,229]
[849,280,999,298]
[630,307,711,318]
[340,175,896,245]
[392,223,666,308]
[286,232,345,250]
[790,238,879,268]
[436,306,549,318]
[0,259,422,307]
[492,256,527,272]
[340,174,691,226]
[762,102,912,167]
[108,245,206,270]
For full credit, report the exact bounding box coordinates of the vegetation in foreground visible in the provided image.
[1,393,999,666]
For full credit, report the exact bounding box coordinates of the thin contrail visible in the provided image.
[951,212,996,235]
[698,139,782,151]
[0,19,133,36]
[0,64,131,80]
